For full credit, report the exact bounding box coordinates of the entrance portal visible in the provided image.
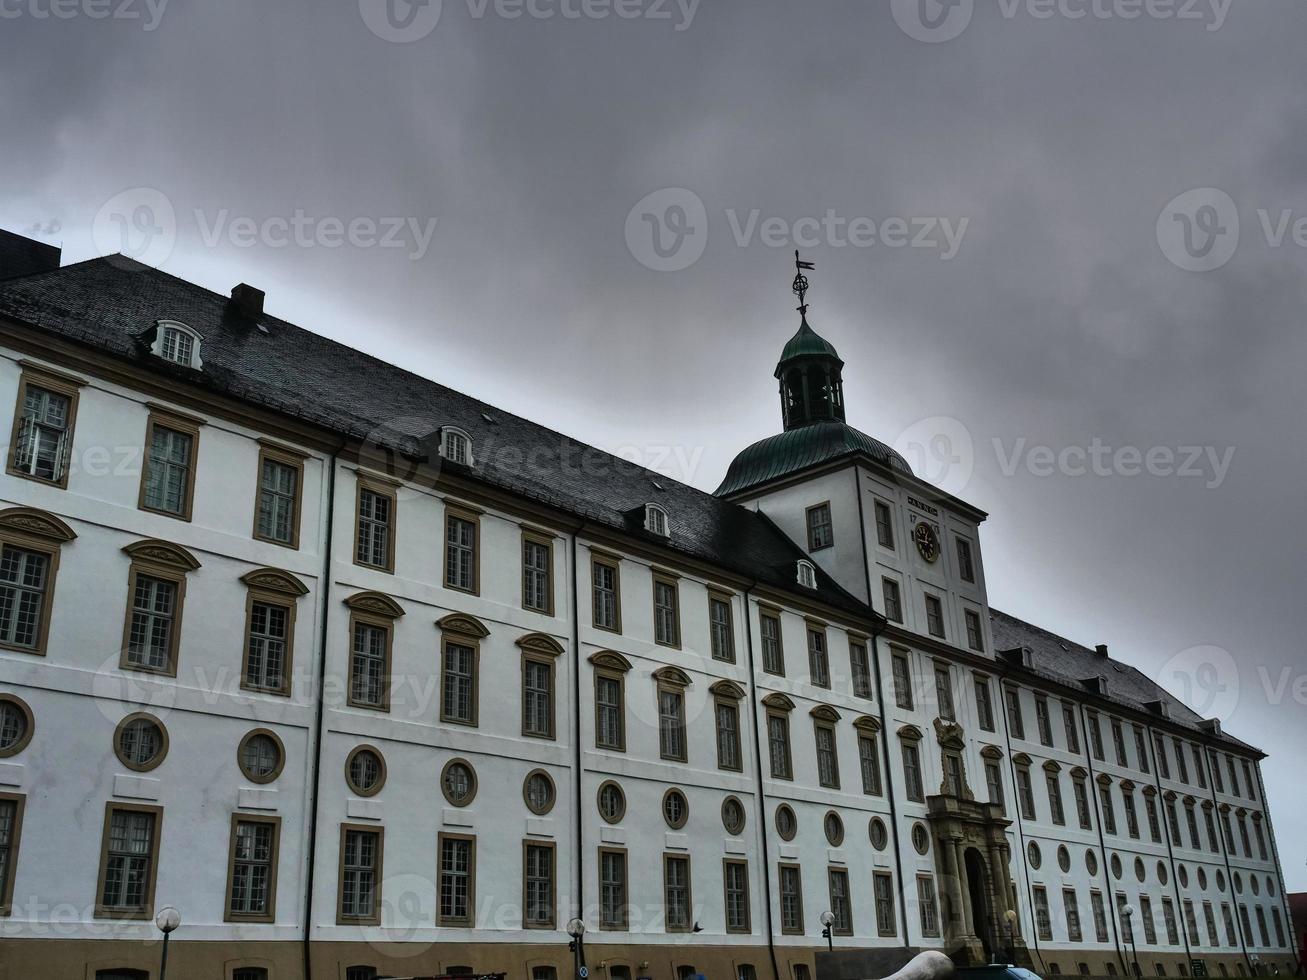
[965,848,992,960]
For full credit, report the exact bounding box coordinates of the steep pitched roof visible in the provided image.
[0,254,877,619]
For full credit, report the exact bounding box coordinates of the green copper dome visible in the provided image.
[715,421,913,498]
[775,318,842,376]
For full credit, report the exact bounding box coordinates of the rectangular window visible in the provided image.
[874,871,897,937]
[599,849,627,929]
[1063,704,1081,754]
[1174,738,1190,784]
[715,700,742,772]
[664,854,692,933]
[724,860,750,933]
[1112,720,1128,766]
[97,803,161,917]
[874,500,894,549]
[444,511,478,593]
[709,595,735,662]
[1184,900,1200,947]
[814,721,840,789]
[591,556,621,632]
[1035,696,1054,747]
[522,535,553,614]
[1141,896,1158,945]
[0,794,26,916]
[1006,688,1025,740]
[1193,745,1208,789]
[1167,800,1183,843]
[1254,818,1268,860]
[438,834,475,927]
[1222,904,1237,948]
[1185,804,1202,850]
[935,666,955,722]
[1117,894,1134,944]
[1047,772,1066,825]
[124,571,180,674]
[338,825,382,924]
[1239,905,1253,947]
[924,594,945,638]
[768,713,792,780]
[1227,755,1240,796]
[8,372,79,487]
[1092,892,1109,943]
[850,640,872,699]
[985,761,1005,811]
[243,597,292,695]
[1147,797,1163,843]
[955,536,975,582]
[653,576,680,647]
[760,610,784,675]
[1203,902,1218,947]
[524,841,555,929]
[1032,888,1052,941]
[1135,726,1151,775]
[893,652,914,710]
[658,687,686,762]
[806,502,833,550]
[254,447,303,547]
[859,734,883,796]
[140,416,198,519]
[902,740,924,802]
[918,875,940,937]
[1123,789,1140,839]
[0,544,52,652]
[944,751,965,798]
[1064,888,1083,942]
[975,676,995,732]
[828,868,852,935]
[594,671,625,751]
[1155,734,1171,779]
[807,627,829,688]
[1100,784,1117,835]
[522,657,554,739]
[354,484,394,571]
[226,815,280,921]
[965,610,984,652]
[1273,908,1286,948]
[1088,712,1105,761]
[1205,808,1220,853]
[1256,907,1270,948]
[1162,897,1179,946]
[1074,779,1092,830]
[349,618,390,710]
[779,863,804,935]
[1242,761,1256,800]
[441,640,478,726]
[1017,768,1037,821]
[882,578,903,623]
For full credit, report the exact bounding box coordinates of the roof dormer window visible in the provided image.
[440,427,473,467]
[152,321,202,369]
[797,559,817,589]
[644,503,669,537]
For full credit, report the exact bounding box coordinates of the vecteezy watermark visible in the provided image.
[93,188,178,268]
[0,0,169,30]
[1158,187,1307,272]
[892,0,1230,43]
[893,416,977,498]
[993,437,1236,489]
[360,0,697,42]
[625,189,969,271]
[1156,644,1240,722]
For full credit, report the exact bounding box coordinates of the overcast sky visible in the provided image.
[3,0,1305,889]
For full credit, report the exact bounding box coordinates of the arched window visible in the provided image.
[797,559,817,589]
[152,320,203,369]
[644,503,669,536]
[440,426,473,466]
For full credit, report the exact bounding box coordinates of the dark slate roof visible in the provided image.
[715,420,914,498]
[0,254,877,619]
[989,608,1259,754]
[775,317,842,373]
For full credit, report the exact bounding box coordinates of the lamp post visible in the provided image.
[1004,908,1019,965]
[819,910,835,952]
[155,906,180,980]
[1122,904,1141,978]
[567,917,588,980]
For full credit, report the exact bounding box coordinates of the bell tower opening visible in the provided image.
[776,252,847,431]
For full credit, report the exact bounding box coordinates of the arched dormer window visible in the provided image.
[152,320,203,369]
[796,559,817,589]
[440,427,473,467]
[644,503,669,537]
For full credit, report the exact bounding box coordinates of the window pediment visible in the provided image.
[853,715,882,734]
[809,704,841,722]
[1142,785,1158,797]
[240,567,309,597]
[1096,773,1113,786]
[897,724,923,742]
[651,665,691,687]
[1012,752,1033,767]
[1043,760,1063,774]
[1069,767,1088,780]
[710,679,745,701]
[344,591,405,619]
[122,538,201,571]
[762,692,795,712]
[437,613,489,638]
[1119,778,1136,791]
[0,506,77,542]
[588,650,632,673]
[980,744,1004,760]
[516,632,563,656]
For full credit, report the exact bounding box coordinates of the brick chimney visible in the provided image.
[230,283,265,318]
[0,230,61,281]
[1094,643,1109,658]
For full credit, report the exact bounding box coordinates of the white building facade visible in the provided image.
[0,231,1297,980]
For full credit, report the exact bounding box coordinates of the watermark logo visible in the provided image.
[1156,644,1239,722]
[0,0,170,30]
[359,0,443,42]
[1156,187,1239,272]
[993,438,1236,489]
[92,187,177,268]
[624,187,708,272]
[893,416,976,498]
[891,0,974,43]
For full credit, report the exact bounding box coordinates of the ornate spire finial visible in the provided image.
[792,249,815,318]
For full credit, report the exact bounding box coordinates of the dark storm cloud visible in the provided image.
[2,0,1304,882]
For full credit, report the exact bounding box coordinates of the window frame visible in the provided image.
[955,535,975,583]
[252,441,306,549]
[713,690,744,773]
[813,713,840,790]
[663,852,694,933]
[590,552,622,633]
[591,652,629,752]
[120,543,196,678]
[336,823,384,926]
[442,503,481,596]
[0,791,26,916]
[874,870,897,937]
[239,568,307,697]
[827,866,853,936]
[708,589,735,663]
[655,668,689,763]
[344,744,388,797]
[439,616,487,728]
[759,606,785,676]
[652,571,681,649]
[522,839,556,930]
[94,801,163,920]
[598,846,628,930]
[806,622,830,689]
[137,408,201,522]
[882,577,903,623]
[965,609,984,652]
[723,858,751,934]
[0,507,74,656]
[520,635,560,740]
[923,592,945,639]
[0,694,34,759]
[873,499,894,550]
[224,812,281,923]
[806,501,834,551]
[113,711,170,773]
[6,362,83,490]
[344,592,403,712]
[918,874,941,938]
[765,702,793,781]
[779,861,805,935]
[352,475,397,573]
[236,728,286,785]
[521,529,555,616]
[436,831,477,927]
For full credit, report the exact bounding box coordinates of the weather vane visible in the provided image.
[792,250,815,316]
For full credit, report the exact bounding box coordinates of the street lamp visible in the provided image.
[1122,904,1141,979]
[1004,909,1019,965]
[566,917,588,980]
[155,906,181,980]
[819,910,835,952]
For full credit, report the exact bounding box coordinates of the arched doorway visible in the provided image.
[965,848,992,959]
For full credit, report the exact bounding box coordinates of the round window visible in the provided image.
[523,769,556,815]
[1233,872,1243,895]
[597,780,626,824]
[775,804,797,842]
[1266,876,1276,897]
[869,817,889,851]
[0,695,34,758]
[1134,858,1146,883]
[1058,846,1071,873]
[1111,854,1124,880]
[663,789,689,830]
[1216,870,1227,892]
[1198,869,1208,891]
[1159,862,1170,886]
[345,745,386,796]
[1028,842,1042,870]
[238,729,284,784]
[115,713,168,772]
[441,759,477,806]
[1086,850,1099,876]
[1250,876,1260,897]
[721,796,746,836]
[1179,865,1190,889]
[824,811,845,847]
[912,823,930,855]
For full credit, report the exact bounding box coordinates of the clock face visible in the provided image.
[914,521,940,563]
